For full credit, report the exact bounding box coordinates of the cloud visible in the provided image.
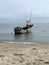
[0,0,49,19]
[0,14,15,18]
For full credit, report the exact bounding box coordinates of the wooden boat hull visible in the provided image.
[14,30,31,34]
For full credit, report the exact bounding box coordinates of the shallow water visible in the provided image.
[0,22,49,44]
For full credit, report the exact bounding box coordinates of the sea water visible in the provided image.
[0,19,49,44]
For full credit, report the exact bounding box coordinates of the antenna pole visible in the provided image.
[28,13,31,23]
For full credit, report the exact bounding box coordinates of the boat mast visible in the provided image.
[26,13,31,24]
[29,13,31,23]
[26,13,31,32]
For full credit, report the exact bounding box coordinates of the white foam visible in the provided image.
[0,41,35,44]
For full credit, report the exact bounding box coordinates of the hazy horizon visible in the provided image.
[0,0,49,23]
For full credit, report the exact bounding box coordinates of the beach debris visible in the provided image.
[0,55,5,57]
[32,47,37,50]
[13,53,23,56]
[44,61,49,64]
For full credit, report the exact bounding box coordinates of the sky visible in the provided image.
[0,0,49,18]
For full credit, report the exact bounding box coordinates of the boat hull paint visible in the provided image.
[14,30,31,34]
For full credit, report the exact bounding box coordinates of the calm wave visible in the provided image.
[0,22,49,44]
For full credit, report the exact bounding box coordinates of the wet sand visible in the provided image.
[0,43,49,65]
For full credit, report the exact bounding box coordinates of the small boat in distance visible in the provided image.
[14,14,34,34]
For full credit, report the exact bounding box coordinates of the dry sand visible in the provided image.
[0,43,49,65]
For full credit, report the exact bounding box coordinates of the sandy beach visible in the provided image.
[0,43,49,65]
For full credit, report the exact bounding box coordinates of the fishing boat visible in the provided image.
[14,14,34,34]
